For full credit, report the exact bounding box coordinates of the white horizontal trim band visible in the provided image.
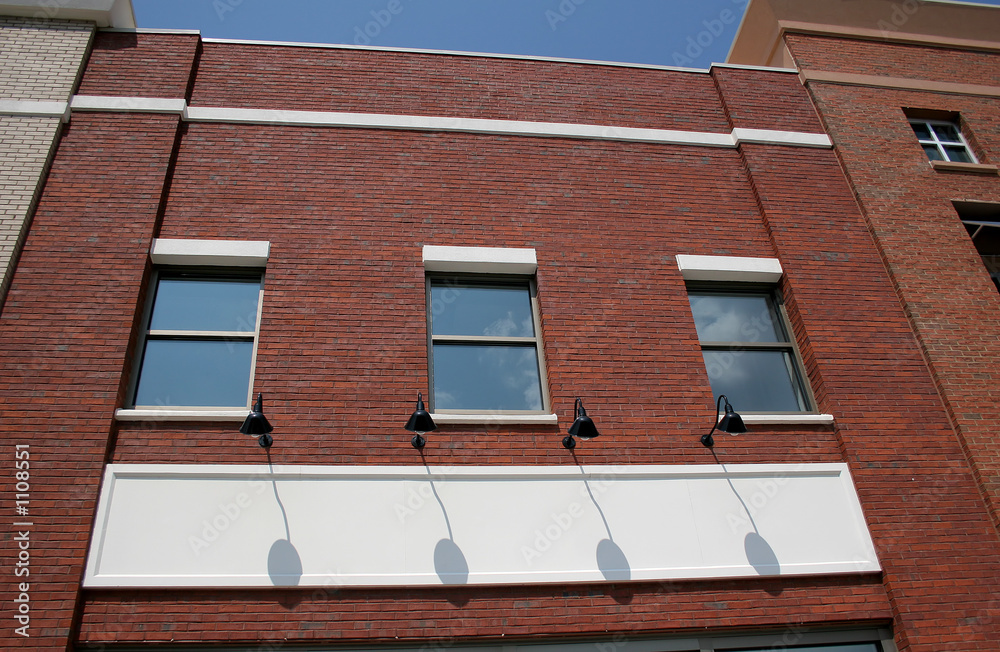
[65,96,831,149]
[0,99,69,121]
[732,127,831,148]
[70,95,187,114]
[101,27,202,35]
[115,409,248,421]
[186,105,742,146]
[98,462,851,480]
[430,413,558,425]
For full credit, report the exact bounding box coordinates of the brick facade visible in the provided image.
[1,9,999,652]
[782,14,1000,541]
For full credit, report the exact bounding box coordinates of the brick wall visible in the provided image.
[189,42,732,131]
[785,33,1000,88]
[785,29,1000,540]
[0,112,181,651]
[0,18,92,101]
[76,31,199,99]
[2,31,999,651]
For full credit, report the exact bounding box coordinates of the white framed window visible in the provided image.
[909,118,977,164]
[688,286,813,413]
[421,245,554,422]
[427,274,549,414]
[129,270,264,409]
[119,239,269,418]
[676,255,823,419]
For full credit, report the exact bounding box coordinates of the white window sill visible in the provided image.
[115,408,248,422]
[430,413,559,425]
[740,414,834,425]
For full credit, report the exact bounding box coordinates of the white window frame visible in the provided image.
[676,255,833,425]
[909,118,978,164]
[116,239,269,422]
[422,246,557,425]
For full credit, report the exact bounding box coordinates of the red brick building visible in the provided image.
[1,1,998,651]
[731,0,1000,568]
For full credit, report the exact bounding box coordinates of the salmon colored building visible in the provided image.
[0,1,997,651]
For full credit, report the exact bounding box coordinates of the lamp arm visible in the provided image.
[700,394,727,448]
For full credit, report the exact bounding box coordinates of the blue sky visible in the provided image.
[132,0,753,69]
[132,0,1000,70]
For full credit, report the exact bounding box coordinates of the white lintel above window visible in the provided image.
[423,245,537,275]
[675,254,783,283]
[150,238,270,267]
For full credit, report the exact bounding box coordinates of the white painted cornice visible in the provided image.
[0,0,135,28]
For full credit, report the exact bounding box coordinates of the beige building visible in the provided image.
[0,0,134,308]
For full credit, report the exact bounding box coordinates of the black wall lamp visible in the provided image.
[701,394,747,447]
[404,392,436,449]
[240,392,274,448]
[562,398,600,449]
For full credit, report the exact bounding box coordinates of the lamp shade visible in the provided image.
[701,394,746,448]
[240,393,273,436]
[404,392,437,434]
[568,398,599,440]
[717,400,747,435]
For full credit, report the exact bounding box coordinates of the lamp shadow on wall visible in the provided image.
[420,453,470,595]
[263,451,304,598]
[571,451,632,603]
[709,449,782,593]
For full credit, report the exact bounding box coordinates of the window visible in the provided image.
[956,202,1000,294]
[130,270,263,408]
[427,276,547,413]
[909,118,977,163]
[964,221,1000,292]
[688,288,812,413]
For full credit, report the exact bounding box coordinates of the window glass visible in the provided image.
[428,277,546,412]
[909,117,977,164]
[962,219,1000,293]
[689,294,782,342]
[731,645,879,652]
[688,290,811,413]
[433,344,542,411]
[702,350,806,412]
[431,284,534,337]
[931,122,961,142]
[132,272,263,408]
[134,339,254,407]
[943,146,973,163]
[149,277,261,332]
[909,122,931,139]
